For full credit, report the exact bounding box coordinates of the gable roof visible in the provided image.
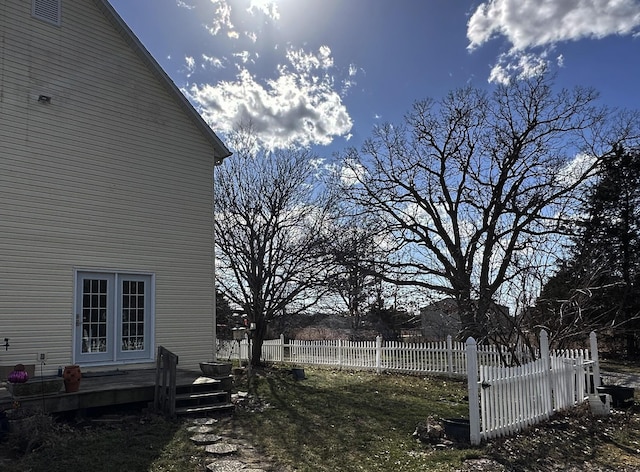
[94,0,232,163]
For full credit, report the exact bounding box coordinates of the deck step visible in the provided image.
[175,403,234,415]
[176,391,229,401]
[172,374,233,416]
[176,376,233,394]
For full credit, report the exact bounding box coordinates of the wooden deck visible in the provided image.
[0,368,207,414]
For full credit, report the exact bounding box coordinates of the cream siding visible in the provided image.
[0,0,223,373]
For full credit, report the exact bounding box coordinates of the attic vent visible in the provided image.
[32,0,61,26]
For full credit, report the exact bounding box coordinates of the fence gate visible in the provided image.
[467,330,600,445]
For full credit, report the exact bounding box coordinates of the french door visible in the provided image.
[75,271,154,364]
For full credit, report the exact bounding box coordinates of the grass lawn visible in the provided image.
[2,364,640,471]
[233,367,475,471]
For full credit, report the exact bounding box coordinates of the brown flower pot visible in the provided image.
[63,365,82,393]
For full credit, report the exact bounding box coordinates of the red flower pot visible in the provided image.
[63,365,82,393]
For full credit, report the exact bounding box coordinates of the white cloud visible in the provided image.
[233,51,252,64]
[245,31,258,43]
[176,0,195,9]
[205,0,279,43]
[185,46,353,150]
[247,0,280,21]
[341,79,355,95]
[205,0,236,37]
[340,159,366,186]
[488,50,549,85]
[184,56,196,77]
[286,46,334,73]
[468,0,640,83]
[554,152,598,187]
[201,54,224,69]
[340,64,359,94]
[178,2,352,150]
[468,0,640,50]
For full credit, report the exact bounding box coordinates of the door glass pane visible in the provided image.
[81,278,108,353]
[121,280,145,351]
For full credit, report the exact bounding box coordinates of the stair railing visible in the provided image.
[154,346,179,417]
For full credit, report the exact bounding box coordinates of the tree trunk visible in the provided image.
[457,296,477,341]
[250,335,263,367]
[249,320,268,367]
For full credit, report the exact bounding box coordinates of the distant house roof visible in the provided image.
[95,0,232,163]
[421,298,509,317]
[420,298,511,341]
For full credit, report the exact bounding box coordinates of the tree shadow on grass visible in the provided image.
[1,405,192,472]
[236,367,470,471]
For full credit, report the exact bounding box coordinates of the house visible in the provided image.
[420,299,462,341]
[0,0,231,376]
[420,298,510,342]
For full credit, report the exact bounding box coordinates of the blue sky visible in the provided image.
[108,0,640,156]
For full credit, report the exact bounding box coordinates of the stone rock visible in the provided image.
[192,417,218,425]
[413,416,445,444]
[232,391,249,402]
[205,459,246,471]
[205,443,239,455]
[190,433,222,445]
[187,425,217,433]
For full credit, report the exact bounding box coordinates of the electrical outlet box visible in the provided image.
[37,352,46,362]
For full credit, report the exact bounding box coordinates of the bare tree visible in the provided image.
[341,75,638,344]
[529,251,640,353]
[320,213,393,329]
[214,127,331,366]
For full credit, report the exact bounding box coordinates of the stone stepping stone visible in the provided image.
[187,425,217,433]
[192,417,218,425]
[190,433,223,445]
[205,459,246,472]
[205,443,239,455]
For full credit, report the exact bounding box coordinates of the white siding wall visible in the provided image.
[0,0,218,373]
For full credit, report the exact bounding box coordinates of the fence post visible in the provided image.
[376,336,382,374]
[338,339,343,369]
[540,329,550,363]
[280,334,285,362]
[539,329,553,416]
[590,331,601,391]
[466,337,481,445]
[446,335,454,375]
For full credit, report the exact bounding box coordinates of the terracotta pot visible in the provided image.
[63,365,82,393]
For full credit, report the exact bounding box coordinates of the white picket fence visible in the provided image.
[466,330,600,445]
[217,334,512,376]
[217,330,600,445]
